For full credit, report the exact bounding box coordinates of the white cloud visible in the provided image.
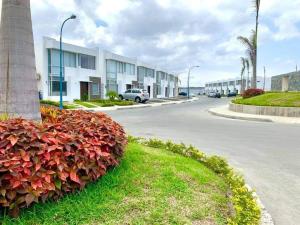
[1,0,300,86]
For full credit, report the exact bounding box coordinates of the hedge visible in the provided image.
[0,108,127,217]
[128,136,261,225]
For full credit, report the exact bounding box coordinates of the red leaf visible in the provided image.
[35,163,41,172]
[7,135,18,146]
[70,169,80,184]
[25,193,35,206]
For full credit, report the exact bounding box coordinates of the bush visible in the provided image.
[242,89,264,99]
[0,109,127,217]
[106,91,118,101]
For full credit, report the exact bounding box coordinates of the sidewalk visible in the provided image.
[85,97,198,112]
[209,105,300,124]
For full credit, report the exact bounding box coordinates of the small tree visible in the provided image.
[240,57,247,94]
[106,91,118,101]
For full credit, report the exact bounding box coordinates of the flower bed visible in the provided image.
[0,108,127,217]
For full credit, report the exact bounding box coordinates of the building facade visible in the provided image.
[179,87,205,95]
[271,72,300,91]
[204,76,271,95]
[37,37,179,102]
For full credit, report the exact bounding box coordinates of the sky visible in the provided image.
[1,0,300,86]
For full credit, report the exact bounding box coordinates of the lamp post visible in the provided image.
[187,65,200,99]
[59,14,77,110]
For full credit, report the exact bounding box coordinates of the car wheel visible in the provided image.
[135,97,141,103]
[119,95,124,100]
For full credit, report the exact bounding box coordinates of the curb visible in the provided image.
[208,109,273,123]
[245,184,275,225]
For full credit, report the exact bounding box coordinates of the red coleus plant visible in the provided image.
[0,109,127,217]
[242,88,265,99]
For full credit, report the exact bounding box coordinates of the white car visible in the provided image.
[119,89,150,103]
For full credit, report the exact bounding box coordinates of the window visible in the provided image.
[125,90,131,93]
[229,81,235,85]
[63,51,76,67]
[49,80,67,96]
[132,89,141,93]
[124,63,135,75]
[92,83,99,95]
[79,54,96,70]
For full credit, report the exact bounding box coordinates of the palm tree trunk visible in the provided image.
[0,0,41,120]
[253,0,260,89]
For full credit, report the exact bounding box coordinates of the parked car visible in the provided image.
[179,92,187,96]
[119,89,150,103]
[208,91,221,98]
[227,92,237,97]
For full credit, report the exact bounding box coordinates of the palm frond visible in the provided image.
[237,36,254,51]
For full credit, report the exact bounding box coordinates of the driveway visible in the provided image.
[106,96,300,225]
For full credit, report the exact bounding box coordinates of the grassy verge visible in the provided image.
[90,99,135,107]
[40,100,78,109]
[73,100,97,108]
[233,92,300,107]
[1,143,230,225]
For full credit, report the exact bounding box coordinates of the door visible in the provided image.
[80,82,89,101]
[147,86,151,97]
[165,87,168,97]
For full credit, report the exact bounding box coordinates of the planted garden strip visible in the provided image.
[128,136,261,225]
[0,108,127,217]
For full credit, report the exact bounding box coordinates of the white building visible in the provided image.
[204,76,271,95]
[37,37,179,102]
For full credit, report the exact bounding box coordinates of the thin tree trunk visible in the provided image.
[253,2,260,89]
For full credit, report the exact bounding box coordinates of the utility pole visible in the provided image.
[263,66,266,91]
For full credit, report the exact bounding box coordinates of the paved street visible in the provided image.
[106,97,300,225]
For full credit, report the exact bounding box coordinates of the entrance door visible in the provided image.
[165,87,168,97]
[80,82,89,101]
[147,85,151,97]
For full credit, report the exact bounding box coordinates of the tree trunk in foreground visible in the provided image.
[0,0,41,120]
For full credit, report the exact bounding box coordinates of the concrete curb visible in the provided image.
[208,108,273,123]
[245,184,275,225]
[209,105,300,124]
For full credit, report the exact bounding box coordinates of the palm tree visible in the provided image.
[237,0,260,88]
[245,58,250,89]
[237,30,256,88]
[240,57,247,94]
[0,0,41,120]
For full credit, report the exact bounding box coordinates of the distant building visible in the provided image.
[271,71,300,91]
[204,76,271,95]
[179,87,205,95]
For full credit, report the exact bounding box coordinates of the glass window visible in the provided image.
[63,51,76,67]
[107,60,117,73]
[92,83,99,95]
[125,90,131,93]
[49,80,67,96]
[79,54,96,70]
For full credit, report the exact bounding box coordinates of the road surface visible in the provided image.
[106,97,300,225]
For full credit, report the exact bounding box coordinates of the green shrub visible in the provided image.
[128,136,261,225]
[0,113,10,121]
[106,91,119,101]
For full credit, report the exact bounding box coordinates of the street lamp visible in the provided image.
[59,14,77,110]
[187,65,200,99]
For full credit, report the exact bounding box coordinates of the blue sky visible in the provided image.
[1,0,300,86]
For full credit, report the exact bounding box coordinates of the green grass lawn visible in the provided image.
[73,101,97,108]
[1,143,230,225]
[233,92,300,107]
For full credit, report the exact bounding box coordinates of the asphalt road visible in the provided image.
[106,97,300,225]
